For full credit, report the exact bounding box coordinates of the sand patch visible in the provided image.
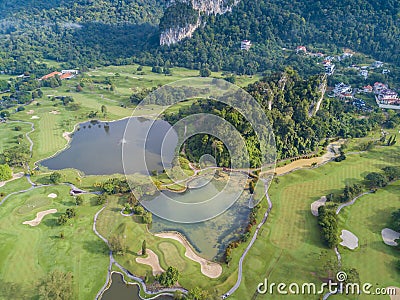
[381,228,400,246]
[63,132,72,142]
[339,230,358,250]
[155,232,222,278]
[273,139,345,175]
[31,116,40,119]
[311,196,327,216]
[22,209,57,226]
[0,172,24,188]
[387,286,400,300]
[49,110,60,115]
[26,110,34,115]
[47,193,57,199]
[135,249,164,276]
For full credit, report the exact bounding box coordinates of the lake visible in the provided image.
[41,117,251,259]
[41,117,177,175]
[101,273,173,300]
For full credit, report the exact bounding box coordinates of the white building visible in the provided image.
[241,40,252,51]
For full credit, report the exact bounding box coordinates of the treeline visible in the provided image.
[320,165,400,248]
[165,69,386,164]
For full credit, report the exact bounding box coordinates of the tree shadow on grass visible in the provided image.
[83,239,109,256]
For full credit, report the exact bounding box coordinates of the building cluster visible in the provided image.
[374,82,399,106]
[40,70,79,81]
[333,82,352,99]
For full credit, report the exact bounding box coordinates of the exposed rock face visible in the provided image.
[160,18,201,46]
[160,0,239,46]
[173,0,239,15]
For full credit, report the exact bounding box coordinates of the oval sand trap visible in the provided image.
[155,232,222,278]
[136,249,164,276]
[381,228,400,246]
[387,286,400,300]
[47,193,58,198]
[311,196,327,216]
[340,229,358,250]
[23,209,57,226]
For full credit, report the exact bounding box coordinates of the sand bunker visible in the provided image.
[47,193,57,199]
[311,196,327,216]
[63,132,72,142]
[155,232,222,278]
[49,110,60,115]
[136,249,164,276]
[339,230,358,250]
[381,228,400,246]
[387,286,400,300]
[22,209,57,226]
[26,110,34,115]
[0,172,24,188]
[31,116,40,119]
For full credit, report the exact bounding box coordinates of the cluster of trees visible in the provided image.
[0,164,12,181]
[224,204,260,263]
[57,208,76,225]
[327,184,363,203]
[0,145,30,167]
[100,178,131,194]
[165,69,383,165]
[38,270,73,300]
[49,172,62,184]
[156,266,179,287]
[318,205,339,248]
[365,166,400,189]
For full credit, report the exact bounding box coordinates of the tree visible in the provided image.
[382,166,400,181]
[101,105,107,116]
[38,270,73,300]
[142,211,152,224]
[365,172,388,188]
[49,172,62,184]
[109,234,127,255]
[75,195,83,206]
[199,68,211,77]
[0,164,12,181]
[14,126,22,131]
[96,194,107,205]
[142,240,147,255]
[65,208,76,219]
[186,287,210,300]
[1,145,30,167]
[57,214,68,226]
[391,209,400,232]
[157,266,179,287]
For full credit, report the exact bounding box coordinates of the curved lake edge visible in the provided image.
[35,115,159,174]
[99,271,174,300]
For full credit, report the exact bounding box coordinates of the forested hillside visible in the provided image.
[0,0,398,75]
[164,68,387,166]
[153,0,400,73]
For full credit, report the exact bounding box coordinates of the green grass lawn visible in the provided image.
[222,141,400,300]
[0,184,109,299]
[334,182,400,299]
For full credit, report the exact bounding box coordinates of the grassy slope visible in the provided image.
[225,141,400,299]
[0,185,108,299]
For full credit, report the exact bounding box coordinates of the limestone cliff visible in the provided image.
[160,0,239,46]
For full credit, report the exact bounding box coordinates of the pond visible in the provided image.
[41,117,177,175]
[101,273,173,300]
[41,117,251,259]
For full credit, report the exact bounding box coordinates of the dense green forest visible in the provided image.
[164,68,391,166]
[0,0,398,76]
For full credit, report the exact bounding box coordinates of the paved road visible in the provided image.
[225,179,273,298]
